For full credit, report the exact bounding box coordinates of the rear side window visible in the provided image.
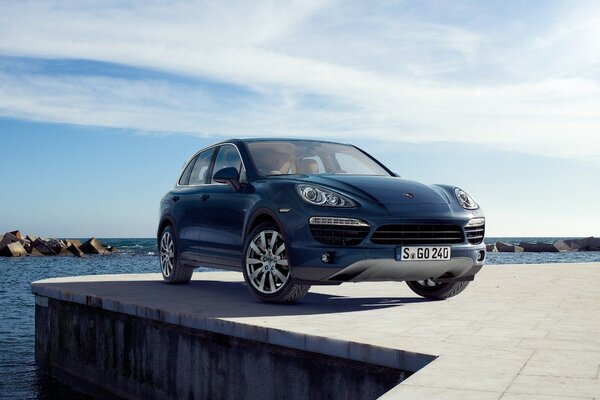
[179,157,196,185]
[185,148,215,185]
[211,145,243,183]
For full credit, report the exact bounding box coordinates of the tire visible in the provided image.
[406,279,470,300]
[242,222,310,304]
[159,225,193,284]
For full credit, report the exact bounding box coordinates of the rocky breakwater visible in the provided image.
[0,230,116,257]
[486,237,600,253]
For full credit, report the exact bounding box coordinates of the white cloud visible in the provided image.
[0,1,599,162]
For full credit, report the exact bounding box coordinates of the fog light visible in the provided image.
[477,250,486,262]
[321,252,331,263]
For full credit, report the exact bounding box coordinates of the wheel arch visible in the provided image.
[246,208,284,237]
[157,215,176,248]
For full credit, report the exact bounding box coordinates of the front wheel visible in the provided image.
[159,225,193,284]
[243,222,310,304]
[406,279,470,300]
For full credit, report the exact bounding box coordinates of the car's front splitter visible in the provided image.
[324,257,483,282]
[288,244,485,284]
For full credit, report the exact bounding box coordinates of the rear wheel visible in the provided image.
[243,222,310,303]
[406,279,470,300]
[159,225,193,284]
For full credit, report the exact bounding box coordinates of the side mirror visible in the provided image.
[213,167,241,191]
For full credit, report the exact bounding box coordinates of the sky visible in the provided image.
[0,0,598,238]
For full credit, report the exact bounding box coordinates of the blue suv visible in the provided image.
[158,139,485,303]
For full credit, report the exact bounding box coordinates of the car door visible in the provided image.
[170,147,215,262]
[200,144,253,266]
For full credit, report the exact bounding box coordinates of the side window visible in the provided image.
[211,145,243,183]
[188,149,215,185]
[179,157,196,185]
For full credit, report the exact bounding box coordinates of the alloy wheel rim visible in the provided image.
[246,230,290,294]
[160,231,175,277]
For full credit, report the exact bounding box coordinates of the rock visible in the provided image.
[485,243,497,252]
[80,238,106,255]
[67,244,85,257]
[56,247,73,256]
[519,242,559,253]
[26,247,44,257]
[32,238,57,255]
[45,238,65,254]
[518,242,534,251]
[0,232,24,248]
[564,239,583,251]
[64,239,82,248]
[496,241,524,252]
[581,237,600,251]
[0,233,114,257]
[26,235,38,243]
[22,240,32,253]
[553,239,577,252]
[495,241,510,251]
[0,241,27,257]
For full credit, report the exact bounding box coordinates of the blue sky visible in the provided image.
[0,1,598,237]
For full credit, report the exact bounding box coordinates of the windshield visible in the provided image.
[246,141,391,177]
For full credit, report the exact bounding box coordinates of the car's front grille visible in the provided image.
[309,224,370,246]
[465,223,485,245]
[370,224,464,245]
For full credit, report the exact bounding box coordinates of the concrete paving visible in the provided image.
[32,263,600,399]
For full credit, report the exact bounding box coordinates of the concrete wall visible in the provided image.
[36,297,408,400]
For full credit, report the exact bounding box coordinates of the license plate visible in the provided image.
[395,246,451,261]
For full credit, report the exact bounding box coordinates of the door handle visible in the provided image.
[172,195,180,202]
[201,194,210,201]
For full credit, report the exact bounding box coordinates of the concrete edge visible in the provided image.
[31,283,436,372]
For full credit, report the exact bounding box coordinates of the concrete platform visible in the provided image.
[32,263,600,399]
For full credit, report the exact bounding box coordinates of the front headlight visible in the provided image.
[296,185,356,207]
[454,188,479,210]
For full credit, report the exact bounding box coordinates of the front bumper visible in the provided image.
[288,242,485,283]
[271,199,486,284]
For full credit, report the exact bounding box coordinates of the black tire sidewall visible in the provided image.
[406,280,468,300]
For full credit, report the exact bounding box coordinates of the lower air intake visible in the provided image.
[371,224,464,245]
[309,217,370,246]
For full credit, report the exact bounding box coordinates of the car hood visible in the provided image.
[307,175,450,205]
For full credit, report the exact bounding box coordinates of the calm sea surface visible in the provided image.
[1,237,599,399]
